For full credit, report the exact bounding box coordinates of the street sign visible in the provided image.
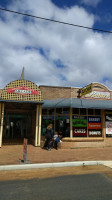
[81,83,93,97]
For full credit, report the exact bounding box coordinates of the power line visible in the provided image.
[0,7,112,34]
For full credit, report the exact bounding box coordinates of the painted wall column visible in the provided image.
[37,105,42,146]
[0,103,4,147]
[102,109,105,139]
[70,107,72,138]
[35,105,39,146]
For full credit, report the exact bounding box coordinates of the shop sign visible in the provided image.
[73,127,87,137]
[72,116,87,127]
[88,130,102,136]
[80,83,93,97]
[88,123,102,129]
[88,116,101,123]
[85,91,110,99]
[106,121,112,135]
[7,86,39,95]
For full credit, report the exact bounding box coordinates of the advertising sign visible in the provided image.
[88,130,102,136]
[105,115,112,136]
[88,117,102,129]
[88,117,101,123]
[88,123,102,129]
[106,121,112,135]
[81,83,93,97]
[85,91,110,99]
[7,86,39,95]
[73,127,87,137]
[72,116,87,127]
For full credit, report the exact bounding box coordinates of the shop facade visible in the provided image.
[0,79,112,148]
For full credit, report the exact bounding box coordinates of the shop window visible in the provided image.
[42,109,47,115]
[56,108,63,114]
[55,116,70,137]
[72,108,79,115]
[88,109,94,115]
[95,109,101,115]
[80,108,87,115]
[63,108,70,114]
[48,109,54,115]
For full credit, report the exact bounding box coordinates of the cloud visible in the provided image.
[81,0,102,7]
[0,0,112,90]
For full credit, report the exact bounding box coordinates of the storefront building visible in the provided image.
[0,79,112,148]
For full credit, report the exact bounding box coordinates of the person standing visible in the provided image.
[43,123,53,151]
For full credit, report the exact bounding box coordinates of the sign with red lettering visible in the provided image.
[7,86,38,95]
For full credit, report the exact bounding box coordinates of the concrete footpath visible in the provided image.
[0,145,112,170]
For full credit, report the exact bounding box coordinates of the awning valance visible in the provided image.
[42,98,112,110]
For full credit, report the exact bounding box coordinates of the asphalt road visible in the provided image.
[0,173,112,200]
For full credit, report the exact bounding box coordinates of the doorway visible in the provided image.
[3,113,32,140]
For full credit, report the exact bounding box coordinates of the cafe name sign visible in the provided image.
[7,86,39,95]
[85,91,110,100]
[80,84,93,97]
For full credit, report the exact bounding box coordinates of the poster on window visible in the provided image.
[106,121,112,135]
[73,127,87,137]
[72,116,87,127]
[88,130,102,137]
[105,115,112,136]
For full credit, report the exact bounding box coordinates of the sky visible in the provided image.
[0,0,112,89]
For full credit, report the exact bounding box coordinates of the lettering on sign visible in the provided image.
[7,86,39,95]
[89,131,101,136]
[81,84,93,97]
[85,91,110,99]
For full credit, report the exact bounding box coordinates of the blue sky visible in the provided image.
[0,0,112,89]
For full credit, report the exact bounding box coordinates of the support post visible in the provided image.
[70,107,72,138]
[35,105,39,146]
[0,103,4,147]
[38,105,42,146]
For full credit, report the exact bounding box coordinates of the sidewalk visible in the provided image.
[1,145,112,165]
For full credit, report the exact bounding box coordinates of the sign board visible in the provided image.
[105,115,112,136]
[85,91,110,100]
[72,116,87,127]
[88,130,102,136]
[73,127,87,137]
[81,83,93,97]
[7,86,39,95]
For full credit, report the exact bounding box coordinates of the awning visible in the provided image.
[42,98,112,110]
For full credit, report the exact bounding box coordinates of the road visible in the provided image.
[0,165,112,200]
[0,172,112,200]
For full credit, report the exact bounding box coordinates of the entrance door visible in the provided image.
[3,113,32,139]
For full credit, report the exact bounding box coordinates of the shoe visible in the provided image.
[48,148,51,151]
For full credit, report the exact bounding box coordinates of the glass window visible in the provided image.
[72,108,79,115]
[80,108,87,115]
[95,109,101,115]
[88,109,94,115]
[56,108,63,114]
[55,116,70,137]
[42,109,48,115]
[48,109,54,115]
[63,108,70,114]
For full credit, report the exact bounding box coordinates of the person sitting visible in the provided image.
[55,134,62,150]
